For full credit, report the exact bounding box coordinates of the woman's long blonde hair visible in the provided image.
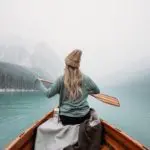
[64,66,82,100]
[64,50,83,100]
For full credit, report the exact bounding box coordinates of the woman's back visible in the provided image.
[35,49,100,125]
[47,73,100,117]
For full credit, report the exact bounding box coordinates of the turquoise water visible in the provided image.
[0,88,150,149]
[89,87,150,148]
[0,92,58,149]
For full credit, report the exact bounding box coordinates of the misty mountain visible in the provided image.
[100,57,150,88]
[0,38,63,80]
[0,44,54,82]
[103,68,150,99]
[0,37,63,84]
[0,61,54,89]
[30,42,63,80]
[0,45,29,65]
[116,70,150,92]
[0,61,36,89]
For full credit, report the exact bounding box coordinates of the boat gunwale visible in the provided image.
[101,120,148,150]
[5,110,54,150]
[5,110,148,150]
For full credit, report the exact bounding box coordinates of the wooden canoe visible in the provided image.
[5,109,148,150]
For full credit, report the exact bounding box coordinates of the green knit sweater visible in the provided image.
[35,74,100,117]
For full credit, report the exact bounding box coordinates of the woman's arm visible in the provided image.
[85,75,100,94]
[35,76,62,98]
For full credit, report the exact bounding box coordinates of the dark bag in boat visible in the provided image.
[64,109,103,150]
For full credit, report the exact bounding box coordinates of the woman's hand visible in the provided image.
[34,78,47,93]
[34,78,41,89]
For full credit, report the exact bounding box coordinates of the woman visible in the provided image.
[35,49,100,125]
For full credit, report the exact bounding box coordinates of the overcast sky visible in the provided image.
[0,0,150,83]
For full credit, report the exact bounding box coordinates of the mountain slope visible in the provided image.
[30,42,63,80]
[0,62,36,89]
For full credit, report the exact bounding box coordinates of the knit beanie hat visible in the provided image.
[65,49,82,68]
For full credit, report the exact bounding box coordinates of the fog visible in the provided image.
[0,0,150,85]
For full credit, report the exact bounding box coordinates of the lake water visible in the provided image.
[0,87,150,149]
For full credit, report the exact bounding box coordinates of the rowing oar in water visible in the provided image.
[40,79,120,107]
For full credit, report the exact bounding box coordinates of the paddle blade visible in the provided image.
[92,93,120,107]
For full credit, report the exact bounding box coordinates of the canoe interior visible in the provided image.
[5,110,148,150]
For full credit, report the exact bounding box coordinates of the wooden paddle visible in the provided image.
[91,93,120,107]
[40,79,120,107]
